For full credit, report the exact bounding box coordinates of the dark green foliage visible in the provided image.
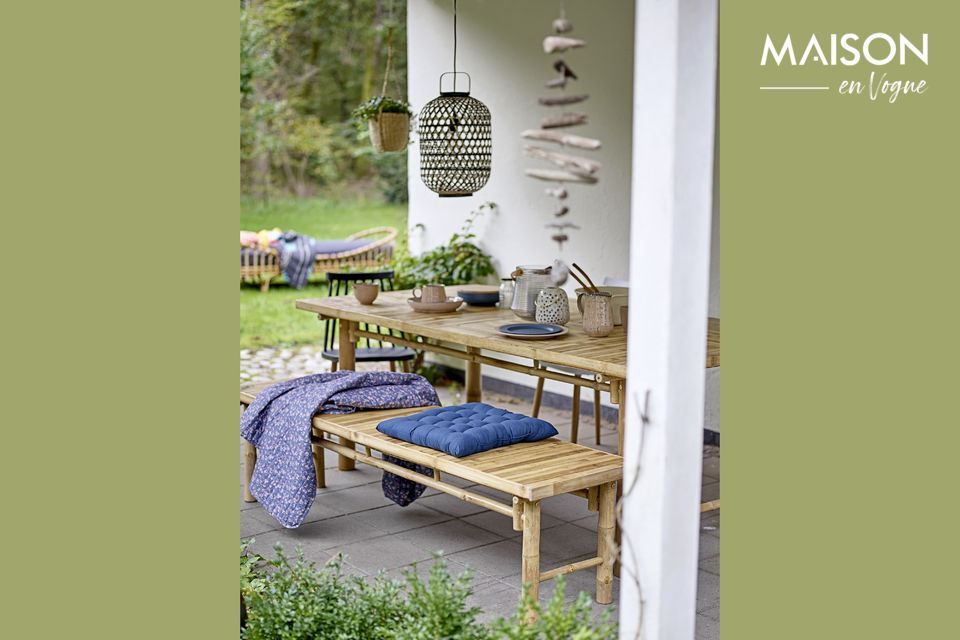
[241,0,409,201]
[392,202,498,289]
[369,150,409,204]
[492,584,617,640]
[352,95,413,122]
[240,543,617,640]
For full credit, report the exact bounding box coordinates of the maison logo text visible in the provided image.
[759,33,928,103]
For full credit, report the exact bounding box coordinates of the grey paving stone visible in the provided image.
[701,451,720,480]
[461,510,562,539]
[539,523,599,561]
[395,518,503,555]
[699,604,720,622]
[569,515,598,533]
[467,582,525,625]
[245,529,333,567]
[539,492,593,522]
[448,539,524,579]
[695,610,720,640]
[417,492,487,517]
[699,531,720,559]
[701,481,720,502]
[696,569,720,612]
[382,556,498,588]
[701,510,720,534]
[315,481,394,514]
[278,513,389,552]
[699,553,720,576]
[317,465,382,491]
[334,536,435,573]
[351,502,454,534]
[241,508,282,538]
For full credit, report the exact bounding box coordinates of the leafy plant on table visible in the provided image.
[392,202,498,290]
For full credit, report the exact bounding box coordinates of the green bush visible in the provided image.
[241,543,616,639]
[392,202,498,289]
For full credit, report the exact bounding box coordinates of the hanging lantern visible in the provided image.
[419,73,491,197]
[418,0,492,197]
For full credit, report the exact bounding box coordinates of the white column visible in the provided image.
[619,0,717,638]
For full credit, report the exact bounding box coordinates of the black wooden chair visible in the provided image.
[322,270,417,372]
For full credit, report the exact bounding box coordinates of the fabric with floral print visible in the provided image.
[381,455,433,507]
[241,371,440,528]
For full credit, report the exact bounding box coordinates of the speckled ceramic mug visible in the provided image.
[581,292,613,337]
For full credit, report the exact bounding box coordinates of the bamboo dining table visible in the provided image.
[296,289,721,471]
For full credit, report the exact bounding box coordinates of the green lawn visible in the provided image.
[240,197,407,350]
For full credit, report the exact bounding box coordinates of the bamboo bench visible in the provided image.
[240,384,622,609]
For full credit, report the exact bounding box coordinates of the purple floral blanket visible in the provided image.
[240,371,440,528]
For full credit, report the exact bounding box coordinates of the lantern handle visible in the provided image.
[439,71,471,95]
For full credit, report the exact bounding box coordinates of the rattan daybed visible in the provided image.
[240,226,397,291]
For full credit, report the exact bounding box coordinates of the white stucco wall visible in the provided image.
[406,0,718,431]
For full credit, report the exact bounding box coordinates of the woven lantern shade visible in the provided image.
[418,73,492,197]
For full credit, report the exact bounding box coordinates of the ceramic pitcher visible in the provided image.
[581,291,613,337]
[534,287,570,325]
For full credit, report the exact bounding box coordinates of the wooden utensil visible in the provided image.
[572,263,600,293]
[568,269,592,292]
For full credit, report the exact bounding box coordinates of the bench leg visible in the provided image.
[596,481,616,604]
[337,320,357,470]
[243,440,257,503]
[521,499,541,622]
[312,437,326,489]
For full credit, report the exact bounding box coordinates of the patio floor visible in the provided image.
[240,354,719,637]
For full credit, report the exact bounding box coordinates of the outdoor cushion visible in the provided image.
[311,238,370,254]
[376,402,559,458]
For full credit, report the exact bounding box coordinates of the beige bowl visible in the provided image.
[354,283,380,305]
[575,287,629,325]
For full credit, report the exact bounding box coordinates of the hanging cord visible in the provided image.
[380,26,394,97]
[452,0,458,91]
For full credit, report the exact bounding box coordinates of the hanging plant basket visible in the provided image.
[368,111,410,153]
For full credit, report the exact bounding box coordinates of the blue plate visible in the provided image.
[497,323,569,340]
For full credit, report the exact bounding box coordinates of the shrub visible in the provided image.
[392,202,498,289]
[241,542,617,640]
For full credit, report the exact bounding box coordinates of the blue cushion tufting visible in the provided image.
[376,403,559,458]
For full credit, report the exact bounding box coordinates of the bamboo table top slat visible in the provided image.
[295,290,720,378]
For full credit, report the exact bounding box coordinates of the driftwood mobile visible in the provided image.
[521,7,602,283]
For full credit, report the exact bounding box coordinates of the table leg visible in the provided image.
[612,379,626,577]
[466,346,482,403]
[337,319,357,471]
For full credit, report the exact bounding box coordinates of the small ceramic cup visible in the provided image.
[413,283,447,304]
[581,291,614,337]
[353,282,380,305]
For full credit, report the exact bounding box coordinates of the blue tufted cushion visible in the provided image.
[376,403,559,458]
